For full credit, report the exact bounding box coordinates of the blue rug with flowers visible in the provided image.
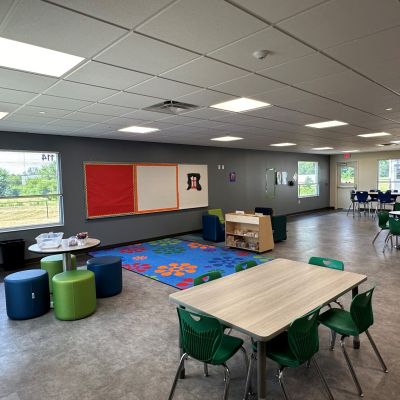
[89,238,273,289]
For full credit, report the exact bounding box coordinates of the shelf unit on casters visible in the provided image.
[225,213,274,253]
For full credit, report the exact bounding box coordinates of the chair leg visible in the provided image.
[365,330,388,373]
[222,363,231,400]
[312,357,335,400]
[372,229,382,244]
[168,353,188,400]
[339,336,364,397]
[346,202,353,216]
[277,367,290,400]
[330,330,337,351]
[383,234,391,253]
[203,363,209,377]
[243,352,256,400]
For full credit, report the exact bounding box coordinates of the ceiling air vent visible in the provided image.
[143,100,200,115]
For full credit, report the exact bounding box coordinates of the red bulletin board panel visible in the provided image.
[84,163,135,219]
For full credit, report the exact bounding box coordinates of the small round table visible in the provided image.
[29,238,100,271]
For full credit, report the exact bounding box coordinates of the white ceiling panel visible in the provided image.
[119,109,167,121]
[229,0,326,23]
[47,119,94,129]
[137,0,266,53]
[1,0,127,57]
[127,77,199,99]
[0,68,57,92]
[0,88,38,104]
[245,106,320,125]
[66,61,151,90]
[61,112,113,123]
[253,86,314,105]
[28,95,92,111]
[176,89,236,107]
[99,117,147,128]
[18,106,72,118]
[45,81,117,101]
[278,0,400,49]
[0,102,21,113]
[260,53,346,84]
[210,74,284,97]
[161,57,247,87]
[50,0,174,29]
[4,114,55,124]
[155,115,201,125]
[0,0,14,22]
[95,33,198,75]
[209,27,313,72]
[180,108,233,120]
[79,103,133,117]
[101,92,160,108]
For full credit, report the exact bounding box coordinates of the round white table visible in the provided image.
[389,211,400,217]
[29,238,100,271]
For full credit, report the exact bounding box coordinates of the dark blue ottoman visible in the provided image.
[86,256,122,298]
[4,269,50,320]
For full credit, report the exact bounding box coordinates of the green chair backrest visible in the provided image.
[208,208,225,224]
[235,260,257,272]
[389,217,400,235]
[308,256,344,271]
[350,287,375,334]
[394,203,400,211]
[177,307,223,363]
[288,307,321,364]
[193,271,222,286]
[377,211,390,228]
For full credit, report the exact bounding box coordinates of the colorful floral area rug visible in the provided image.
[89,238,273,289]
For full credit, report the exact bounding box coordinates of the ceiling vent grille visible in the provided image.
[143,100,200,115]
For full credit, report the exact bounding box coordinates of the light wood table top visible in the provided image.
[170,258,367,341]
[389,211,400,216]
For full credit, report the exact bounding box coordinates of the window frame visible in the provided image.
[377,158,400,192]
[297,161,320,198]
[0,149,64,233]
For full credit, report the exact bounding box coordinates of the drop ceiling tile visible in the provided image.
[0,1,14,22]
[253,86,313,105]
[210,74,284,97]
[278,0,400,49]
[61,112,113,123]
[260,53,346,84]
[29,95,92,111]
[230,0,326,23]
[79,103,132,117]
[186,119,224,129]
[95,33,198,75]
[0,102,21,113]
[4,114,54,124]
[155,115,201,125]
[176,89,236,107]
[50,0,173,29]
[209,27,313,72]
[182,107,233,119]
[0,88,38,104]
[1,0,127,57]
[47,119,94,128]
[137,0,266,53]
[46,81,118,101]
[126,77,199,99]
[121,109,168,121]
[0,68,57,92]
[161,57,247,87]
[98,117,148,128]
[101,92,160,108]
[66,61,152,90]
[18,106,72,118]
[245,107,319,125]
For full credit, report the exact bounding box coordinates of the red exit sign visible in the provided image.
[343,153,351,159]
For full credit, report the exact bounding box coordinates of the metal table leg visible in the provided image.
[352,287,360,349]
[257,341,267,399]
[62,252,73,271]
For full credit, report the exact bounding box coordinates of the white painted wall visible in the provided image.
[330,150,400,208]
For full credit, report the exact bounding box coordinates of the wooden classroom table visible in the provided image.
[170,258,367,400]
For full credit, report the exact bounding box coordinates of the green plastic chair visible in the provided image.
[383,217,400,252]
[235,260,257,272]
[394,202,400,211]
[208,208,225,224]
[168,308,248,400]
[318,287,388,397]
[244,308,333,400]
[193,271,222,286]
[372,211,390,244]
[308,256,344,271]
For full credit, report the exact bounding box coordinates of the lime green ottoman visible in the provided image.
[41,254,77,293]
[52,270,96,321]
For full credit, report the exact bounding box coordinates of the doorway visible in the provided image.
[336,161,358,209]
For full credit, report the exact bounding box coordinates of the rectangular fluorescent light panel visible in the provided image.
[312,147,333,150]
[357,132,391,138]
[341,150,359,153]
[0,112,9,120]
[118,126,159,133]
[211,136,243,142]
[390,140,400,144]
[0,37,84,77]
[210,97,270,112]
[270,143,296,147]
[306,120,348,129]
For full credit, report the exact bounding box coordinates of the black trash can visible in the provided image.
[0,239,25,271]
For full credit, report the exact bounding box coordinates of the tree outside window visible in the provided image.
[298,161,319,198]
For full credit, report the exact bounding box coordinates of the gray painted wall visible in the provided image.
[0,131,330,260]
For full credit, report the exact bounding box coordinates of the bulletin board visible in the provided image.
[135,163,179,213]
[84,163,135,219]
[178,164,208,209]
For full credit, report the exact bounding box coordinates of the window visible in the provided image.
[298,161,319,198]
[339,164,355,186]
[0,150,63,232]
[378,159,400,191]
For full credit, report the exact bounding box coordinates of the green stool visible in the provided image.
[41,254,77,293]
[52,270,96,321]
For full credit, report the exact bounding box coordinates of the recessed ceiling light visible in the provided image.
[390,140,400,144]
[0,37,84,77]
[0,112,9,120]
[210,97,271,112]
[118,126,159,133]
[341,150,359,153]
[385,108,393,111]
[39,111,46,114]
[357,132,391,138]
[312,147,334,150]
[211,136,243,142]
[376,144,385,147]
[305,120,348,129]
[270,143,296,147]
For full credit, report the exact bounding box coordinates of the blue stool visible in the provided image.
[86,256,122,298]
[4,269,50,320]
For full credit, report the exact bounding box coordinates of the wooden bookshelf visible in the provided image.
[225,213,274,253]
